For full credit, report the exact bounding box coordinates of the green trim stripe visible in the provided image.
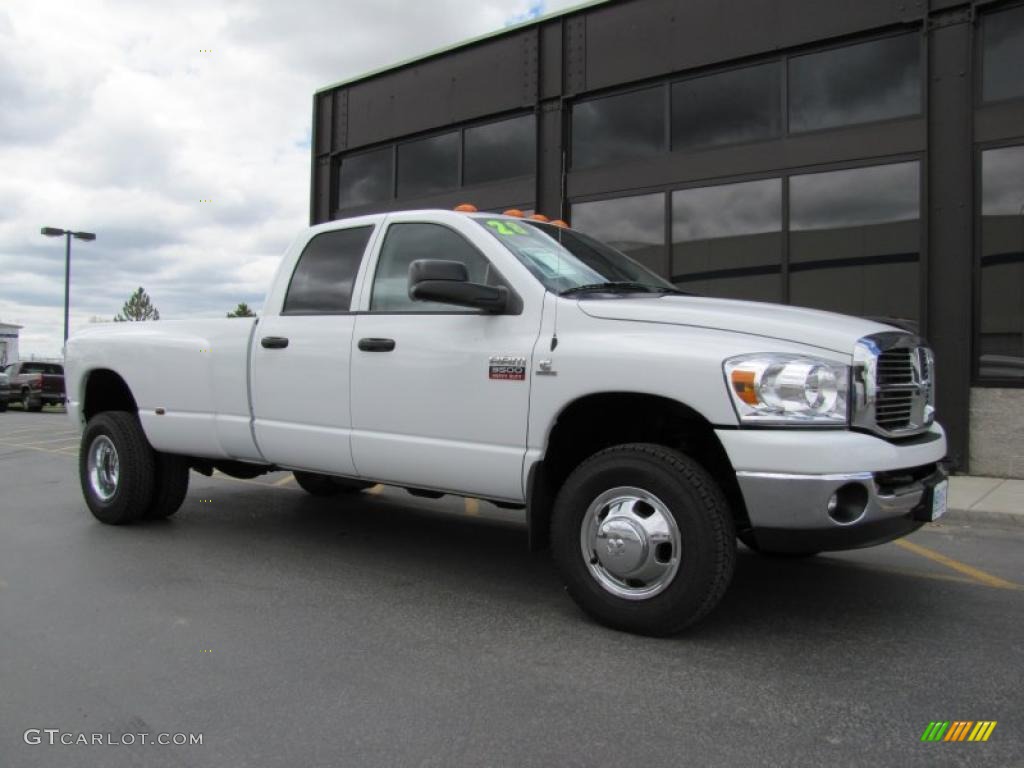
[315,0,612,94]
[921,721,950,742]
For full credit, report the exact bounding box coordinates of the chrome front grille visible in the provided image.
[852,334,935,438]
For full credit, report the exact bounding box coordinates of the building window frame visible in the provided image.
[568,26,925,171]
[972,137,1024,388]
[976,0,1024,108]
[568,153,927,325]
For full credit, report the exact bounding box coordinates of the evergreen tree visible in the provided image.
[226,302,256,318]
[114,287,160,321]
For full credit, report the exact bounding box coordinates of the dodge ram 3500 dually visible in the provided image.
[65,209,948,635]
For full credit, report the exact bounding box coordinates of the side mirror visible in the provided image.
[408,259,509,313]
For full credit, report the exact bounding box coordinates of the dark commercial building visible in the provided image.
[311,0,1024,477]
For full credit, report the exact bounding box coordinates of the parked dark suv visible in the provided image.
[0,362,66,412]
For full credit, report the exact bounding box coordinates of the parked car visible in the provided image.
[0,367,9,412]
[64,209,947,635]
[2,361,66,411]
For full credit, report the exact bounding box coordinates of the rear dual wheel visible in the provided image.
[80,411,189,524]
[551,443,736,636]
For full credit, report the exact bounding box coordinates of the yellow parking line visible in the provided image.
[0,441,75,457]
[464,497,480,516]
[16,435,80,446]
[273,474,295,487]
[894,539,1020,590]
[0,427,77,439]
[366,484,384,495]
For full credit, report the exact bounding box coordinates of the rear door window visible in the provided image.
[283,226,374,314]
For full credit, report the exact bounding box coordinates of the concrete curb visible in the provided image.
[942,508,1024,527]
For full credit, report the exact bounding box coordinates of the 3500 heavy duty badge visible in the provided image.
[489,355,526,381]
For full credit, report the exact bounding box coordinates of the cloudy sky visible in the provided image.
[0,0,577,357]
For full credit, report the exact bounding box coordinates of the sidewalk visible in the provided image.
[948,475,1024,526]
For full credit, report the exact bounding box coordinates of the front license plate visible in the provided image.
[931,479,948,521]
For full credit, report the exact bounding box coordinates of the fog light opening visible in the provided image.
[827,483,869,525]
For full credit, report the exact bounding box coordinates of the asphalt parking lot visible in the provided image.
[1,409,1021,767]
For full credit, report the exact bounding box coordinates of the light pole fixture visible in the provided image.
[41,227,96,345]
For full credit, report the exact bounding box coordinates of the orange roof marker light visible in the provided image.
[549,219,570,229]
[502,208,525,218]
[454,203,478,212]
[529,214,550,222]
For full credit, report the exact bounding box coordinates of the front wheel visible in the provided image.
[293,471,373,496]
[551,443,736,636]
[80,411,156,524]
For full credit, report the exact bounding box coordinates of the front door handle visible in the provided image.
[261,336,289,349]
[358,337,396,352]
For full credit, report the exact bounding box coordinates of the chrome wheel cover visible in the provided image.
[87,435,120,502]
[580,486,682,600]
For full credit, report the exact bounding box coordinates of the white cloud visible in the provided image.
[0,0,581,356]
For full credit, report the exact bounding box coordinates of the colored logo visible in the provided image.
[921,721,997,742]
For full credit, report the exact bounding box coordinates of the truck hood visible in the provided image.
[575,295,898,355]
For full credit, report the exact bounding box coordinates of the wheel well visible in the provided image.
[82,369,138,421]
[527,393,749,551]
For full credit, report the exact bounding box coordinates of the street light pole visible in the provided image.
[41,227,96,347]
[63,231,71,345]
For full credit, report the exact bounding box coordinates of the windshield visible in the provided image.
[475,217,681,296]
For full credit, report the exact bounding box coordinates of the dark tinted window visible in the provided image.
[789,34,921,133]
[672,179,783,302]
[571,193,667,274]
[464,115,536,186]
[672,63,782,151]
[982,5,1024,103]
[978,145,1024,380]
[789,162,920,322]
[371,223,491,312]
[572,87,665,169]
[397,132,459,198]
[338,148,393,210]
[283,226,373,314]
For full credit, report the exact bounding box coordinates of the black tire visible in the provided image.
[551,443,736,636]
[79,411,156,524]
[0,399,7,412]
[293,471,372,496]
[737,531,820,558]
[22,390,41,412]
[145,453,191,519]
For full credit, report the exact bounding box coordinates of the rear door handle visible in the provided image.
[358,337,396,352]
[261,336,289,349]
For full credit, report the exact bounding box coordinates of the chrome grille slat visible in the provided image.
[852,333,936,438]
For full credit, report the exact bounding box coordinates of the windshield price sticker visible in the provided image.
[486,220,528,236]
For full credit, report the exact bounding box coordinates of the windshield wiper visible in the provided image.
[559,281,687,297]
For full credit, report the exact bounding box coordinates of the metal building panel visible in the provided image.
[346,32,538,149]
[315,93,332,156]
[332,90,349,153]
[564,15,587,95]
[538,101,565,218]
[584,0,923,91]
[974,101,1024,143]
[566,119,925,199]
[926,20,973,469]
[540,21,563,99]
[314,156,332,224]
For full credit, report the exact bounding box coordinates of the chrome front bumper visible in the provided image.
[735,463,947,552]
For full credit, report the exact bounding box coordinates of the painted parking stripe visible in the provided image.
[894,539,1019,590]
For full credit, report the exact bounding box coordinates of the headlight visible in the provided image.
[723,354,849,426]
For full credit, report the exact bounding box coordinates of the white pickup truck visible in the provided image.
[65,208,948,635]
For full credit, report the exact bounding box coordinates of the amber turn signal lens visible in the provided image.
[529,214,550,222]
[730,370,759,405]
[502,208,525,218]
[454,203,478,212]
[549,219,569,228]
